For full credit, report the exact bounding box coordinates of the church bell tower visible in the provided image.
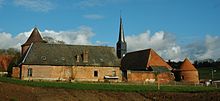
[116,16,127,59]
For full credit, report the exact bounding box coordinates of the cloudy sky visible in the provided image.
[0,0,220,61]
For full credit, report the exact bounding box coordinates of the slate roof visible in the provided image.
[180,58,197,71]
[22,28,45,46]
[21,43,120,67]
[121,49,172,71]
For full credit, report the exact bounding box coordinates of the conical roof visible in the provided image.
[180,58,197,71]
[22,27,44,46]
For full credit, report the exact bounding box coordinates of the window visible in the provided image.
[28,68,32,77]
[112,71,116,76]
[76,55,80,63]
[181,75,184,80]
[94,71,98,77]
[83,50,89,63]
[41,56,46,61]
[61,57,65,61]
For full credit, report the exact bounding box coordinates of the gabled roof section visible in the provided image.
[147,49,172,69]
[22,27,45,46]
[180,58,197,71]
[22,43,120,67]
[121,48,172,71]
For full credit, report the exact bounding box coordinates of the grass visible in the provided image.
[0,77,220,93]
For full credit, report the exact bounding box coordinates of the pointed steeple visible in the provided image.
[116,16,127,59]
[118,16,126,42]
[22,27,44,46]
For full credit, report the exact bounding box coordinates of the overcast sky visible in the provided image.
[0,0,220,61]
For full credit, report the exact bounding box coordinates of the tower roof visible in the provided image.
[22,27,45,46]
[180,58,197,71]
[118,16,126,42]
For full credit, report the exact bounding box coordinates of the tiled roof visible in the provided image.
[21,43,120,67]
[180,58,197,71]
[121,49,172,71]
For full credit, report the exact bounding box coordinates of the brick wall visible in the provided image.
[12,67,20,78]
[180,70,199,84]
[127,71,155,83]
[127,71,174,83]
[72,66,121,82]
[157,72,175,84]
[21,65,122,82]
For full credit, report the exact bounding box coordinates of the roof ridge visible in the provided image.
[35,43,115,48]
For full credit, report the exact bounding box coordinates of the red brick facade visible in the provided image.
[20,65,122,82]
[12,67,20,78]
[180,71,199,84]
[127,71,174,83]
[180,58,199,84]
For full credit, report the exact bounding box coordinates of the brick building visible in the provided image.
[121,49,174,83]
[13,28,121,82]
[13,16,176,84]
[179,58,199,84]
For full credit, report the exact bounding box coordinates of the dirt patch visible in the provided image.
[0,82,220,101]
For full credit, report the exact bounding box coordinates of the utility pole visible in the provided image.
[211,69,216,80]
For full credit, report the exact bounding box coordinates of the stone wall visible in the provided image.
[20,65,122,82]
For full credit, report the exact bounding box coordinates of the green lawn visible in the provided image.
[0,77,219,93]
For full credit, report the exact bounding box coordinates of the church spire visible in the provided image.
[116,16,127,59]
[118,16,125,42]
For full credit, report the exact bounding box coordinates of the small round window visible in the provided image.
[41,56,46,61]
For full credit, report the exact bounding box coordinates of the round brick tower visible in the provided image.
[180,58,199,84]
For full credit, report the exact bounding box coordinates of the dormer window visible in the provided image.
[76,55,80,63]
[83,50,89,63]
[61,57,65,61]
